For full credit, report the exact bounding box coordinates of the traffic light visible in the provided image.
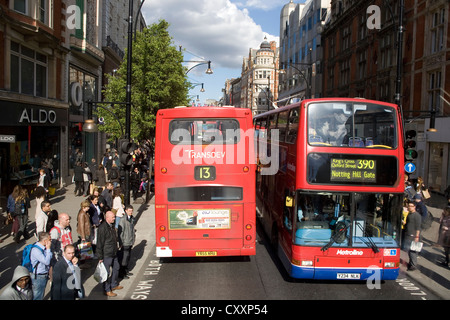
[405,130,417,161]
[119,139,137,167]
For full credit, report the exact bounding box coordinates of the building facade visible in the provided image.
[0,0,146,208]
[241,38,279,115]
[279,0,331,105]
[0,0,69,205]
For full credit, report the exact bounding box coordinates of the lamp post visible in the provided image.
[281,61,312,100]
[186,60,213,74]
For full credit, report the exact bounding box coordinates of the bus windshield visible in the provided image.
[308,102,397,148]
[290,192,402,249]
[169,119,240,145]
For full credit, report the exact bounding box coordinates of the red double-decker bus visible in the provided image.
[155,106,256,257]
[254,98,404,280]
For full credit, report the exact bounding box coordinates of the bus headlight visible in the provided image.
[160,237,166,243]
[384,262,397,268]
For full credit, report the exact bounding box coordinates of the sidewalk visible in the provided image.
[399,192,450,300]
[0,183,155,300]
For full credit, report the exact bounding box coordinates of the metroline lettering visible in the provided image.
[336,249,364,256]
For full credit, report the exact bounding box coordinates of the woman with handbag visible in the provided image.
[438,205,450,267]
[6,185,21,238]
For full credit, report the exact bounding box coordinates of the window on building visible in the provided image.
[428,71,442,115]
[340,58,350,85]
[341,26,351,51]
[10,42,47,97]
[358,50,367,80]
[430,8,445,54]
[14,0,27,14]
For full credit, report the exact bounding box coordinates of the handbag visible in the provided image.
[410,240,423,252]
[94,262,108,283]
[5,213,13,225]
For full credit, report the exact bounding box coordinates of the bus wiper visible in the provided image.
[321,221,349,252]
[355,222,379,253]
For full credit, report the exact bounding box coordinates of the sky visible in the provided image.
[141,0,292,105]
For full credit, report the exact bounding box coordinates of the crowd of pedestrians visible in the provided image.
[403,175,450,271]
[0,141,153,300]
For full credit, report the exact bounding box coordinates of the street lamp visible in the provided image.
[186,60,213,74]
[280,61,312,99]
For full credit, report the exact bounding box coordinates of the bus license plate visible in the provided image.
[196,251,217,257]
[337,273,361,279]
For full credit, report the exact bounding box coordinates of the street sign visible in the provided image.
[405,162,416,174]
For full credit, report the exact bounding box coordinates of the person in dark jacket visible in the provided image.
[96,164,107,189]
[118,205,136,279]
[51,244,84,300]
[73,162,86,196]
[97,211,122,297]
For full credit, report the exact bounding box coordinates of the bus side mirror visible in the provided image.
[286,196,293,207]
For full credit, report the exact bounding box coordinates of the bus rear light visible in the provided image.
[245,224,252,230]
[161,167,167,174]
[301,260,313,266]
[243,166,249,172]
[245,235,252,241]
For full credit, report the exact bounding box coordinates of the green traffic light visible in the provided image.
[406,149,418,159]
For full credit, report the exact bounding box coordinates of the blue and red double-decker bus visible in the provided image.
[254,98,404,280]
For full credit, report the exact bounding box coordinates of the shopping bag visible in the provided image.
[422,189,431,199]
[77,241,94,260]
[94,262,108,283]
[410,241,423,252]
[48,187,56,196]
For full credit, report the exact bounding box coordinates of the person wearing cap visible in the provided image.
[413,193,428,223]
[403,200,422,271]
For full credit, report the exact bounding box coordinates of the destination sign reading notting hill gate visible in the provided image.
[330,158,376,183]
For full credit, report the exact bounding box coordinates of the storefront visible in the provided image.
[425,117,450,194]
[68,65,101,170]
[0,101,68,204]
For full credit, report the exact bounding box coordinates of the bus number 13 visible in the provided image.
[195,166,216,181]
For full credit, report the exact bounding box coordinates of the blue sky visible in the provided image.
[142,0,293,104]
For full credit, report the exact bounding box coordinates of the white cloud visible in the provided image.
[142,0,278,70]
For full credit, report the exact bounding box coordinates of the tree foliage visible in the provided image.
[100,20,190,141]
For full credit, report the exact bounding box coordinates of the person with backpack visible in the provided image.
[109,162,120,188]
[29,232,52,300]
[14,187,31,243]
[50,213,73,265]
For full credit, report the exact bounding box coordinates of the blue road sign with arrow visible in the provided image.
[405,162,416,174]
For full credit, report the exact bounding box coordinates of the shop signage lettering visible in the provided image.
[19,108,57,124]
[0,135,16,143]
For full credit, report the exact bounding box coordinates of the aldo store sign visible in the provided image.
[0,101,68,127]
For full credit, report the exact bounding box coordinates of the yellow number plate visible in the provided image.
[195,251,217,257]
